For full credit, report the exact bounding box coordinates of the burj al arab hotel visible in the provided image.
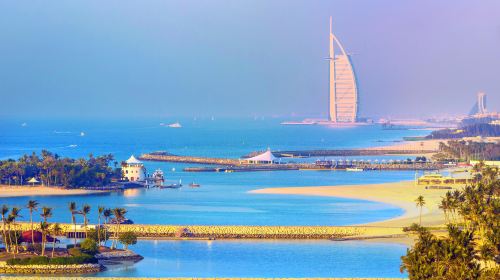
[328,17,358,123]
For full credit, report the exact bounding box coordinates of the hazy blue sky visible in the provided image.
[1,0,499,119]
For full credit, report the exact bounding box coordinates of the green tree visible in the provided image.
[118,231,137,250]
[415,195,425,226]
[26,200,39,248]
[50,223,62,258]
[97,206,104,245]
[81,204,91,237]
[80,238,98,255]
[69,202,78,246]
[111,208,127,249]
[40,206,53,223]
[39,221,50,256]
[1,205,10,253]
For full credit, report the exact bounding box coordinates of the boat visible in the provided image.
[168,122,182,128]
[160,179,182,189]
[189,182,201,188]
[80,131,85,137]
[346,167,364,172]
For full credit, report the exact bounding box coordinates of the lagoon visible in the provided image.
[96,240,408,278]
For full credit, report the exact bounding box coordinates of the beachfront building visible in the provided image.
[328,17,358,123]
[417,174,473,186]
[241,148,278,164]
[122,155,146,182]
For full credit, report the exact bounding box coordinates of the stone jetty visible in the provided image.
[0,263,102,274]
[12,223,404,240]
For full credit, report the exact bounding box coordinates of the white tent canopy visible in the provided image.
[243,148,278,164]
[27,177,39,185]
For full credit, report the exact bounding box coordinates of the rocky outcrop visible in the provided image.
[96,250,143,261]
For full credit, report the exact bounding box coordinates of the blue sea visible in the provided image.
[0,118,425,277]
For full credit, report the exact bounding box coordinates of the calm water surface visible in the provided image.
[95,240,408,278]
[0,119,420,277]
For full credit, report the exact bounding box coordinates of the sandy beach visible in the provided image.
[0,185,106,198]
[251,181,452,228]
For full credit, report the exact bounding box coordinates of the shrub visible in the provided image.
[68,248,84,257]
[87,228,110,244]
[80,238,98,255]
[118,231,138,249]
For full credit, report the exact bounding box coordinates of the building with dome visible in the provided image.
[122,155,146,182]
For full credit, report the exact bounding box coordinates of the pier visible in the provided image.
[140,151,443,172]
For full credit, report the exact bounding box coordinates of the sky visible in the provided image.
[0,0,499,119]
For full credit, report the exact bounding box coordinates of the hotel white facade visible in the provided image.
[328,17,358,123]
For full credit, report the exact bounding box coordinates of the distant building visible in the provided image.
[328,17,358,123]
[469,92,487,116]
[241,148,278,164]
[122,155,146,182]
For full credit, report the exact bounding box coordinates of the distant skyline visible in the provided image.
[1,0,499,119]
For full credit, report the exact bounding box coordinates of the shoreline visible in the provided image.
[0,185,108,198]
[250,181,450,228]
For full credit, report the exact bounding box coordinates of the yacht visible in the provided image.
[168,122,182,128]
[346,167,364,172]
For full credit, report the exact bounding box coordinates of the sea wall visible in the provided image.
[11,223,404,239]
[0,262,102,274]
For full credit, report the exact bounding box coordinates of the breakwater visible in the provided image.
[11,223,404,240]
[0,263,102,274]
[139,152,240,165]
[184,162,442,172]
[274,149,436,157]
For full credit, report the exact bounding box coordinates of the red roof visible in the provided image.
[21,231,59,243]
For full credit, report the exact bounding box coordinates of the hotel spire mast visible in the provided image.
[328,16,337,122]
[327,16,359,123]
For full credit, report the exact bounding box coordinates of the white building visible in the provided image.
[328,17,358,123]
[122,155,146,182]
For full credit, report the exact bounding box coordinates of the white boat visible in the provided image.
[168,122,182,128]
[80,132,85,137]
[346,167,364,172]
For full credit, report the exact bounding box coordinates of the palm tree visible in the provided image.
[9,207,22,255]
[1,205,9,253]
[81,204,91,237]
[40,206,53,223]
[5,216,15,256]
[50,223,62,258]
[26,200,39,247]
[415,195,426,226]
[69,202,77,246]
[111,208,127,249]
[102,208,113,247]
[97,206,104,245]
[39,221,49,256]
[438,199,449,224]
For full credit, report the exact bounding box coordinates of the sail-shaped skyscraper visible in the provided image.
[328,17,358,123]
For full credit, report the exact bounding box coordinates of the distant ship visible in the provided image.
[168,122,182,128]
[80,132,85,137]
[160,122,182,128]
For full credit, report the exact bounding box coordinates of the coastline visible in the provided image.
[0,185,107,198]
[366,139,444,157]
[250,181,450,228]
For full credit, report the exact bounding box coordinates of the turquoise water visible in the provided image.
[95,240,407,278]
[0,118,424,226]
[0,119,420,277]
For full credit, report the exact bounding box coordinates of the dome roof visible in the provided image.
[126,155,142,164]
